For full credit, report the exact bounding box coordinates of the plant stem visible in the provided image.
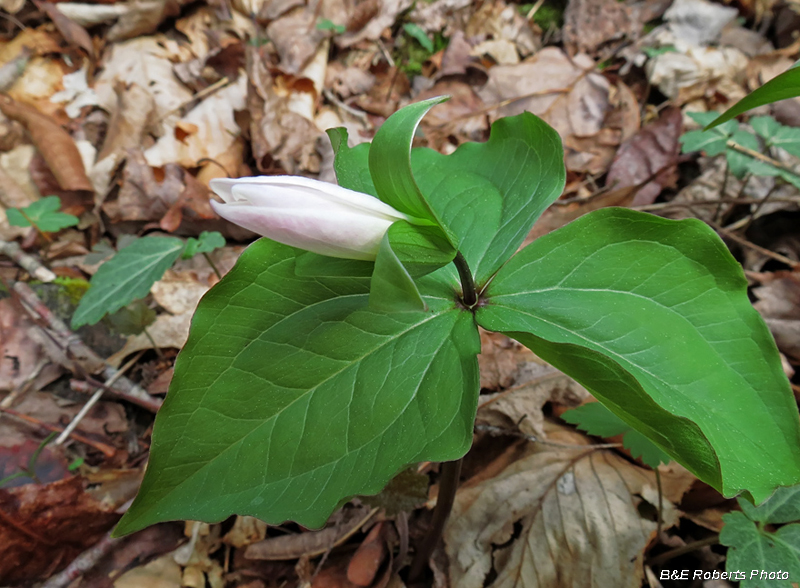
[203,252,222,280]
[408,458,462,581]
[453,252,477,307]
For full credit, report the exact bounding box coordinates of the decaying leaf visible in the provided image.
[477,47,611,173]
[445,423,677,588]
[0,96,93,193]
[605,107,683,206]
[0,476,119,584]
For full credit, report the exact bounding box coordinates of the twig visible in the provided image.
[726,140,800,178]
[322,88,370,125]
[655,468,663,543]
[645,535,720,567]
[55,351,144,445]
[408,459,462,582]
[0,240,56,282]
[633,197,800,211]
[707,222,800,270]
[0,407,117,457]
[12,282,162,412]
[159,77,231,121]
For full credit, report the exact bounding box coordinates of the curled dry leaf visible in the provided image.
[0,96,92,193]
[337,0,413,47]
[605,107,683,206]
[445,423,677,588]
[347,522,387,586]
[563,0,640,55]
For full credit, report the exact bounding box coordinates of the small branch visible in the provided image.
[453,252,477,307]
[0,240,56,282]
[645,535,720,567]
[707,222,800,270]
[726,140,800,178]
[0,407,117,457]
[11,282,162,413]
[202,252,222,280]
[408,459,462,582]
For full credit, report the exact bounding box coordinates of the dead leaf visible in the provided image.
[338,0,413,48]
[563,0,639,55]
[477,331,536,391]
[0,298,56,393]
[34,1,95,58]
[360,468,429,515]
[0,95,93,193]
[347,522,387,586]
[605,107,682,206]
[465,0,539,58]
[445,422,677,588]
[477,47,610,173]
[113,553,183,588]
[0,476,119,584]
[144,75,247,168]
[0,440,70,487]
[266,7,325,75]
[222,516,268,549]
[105,150,184,223]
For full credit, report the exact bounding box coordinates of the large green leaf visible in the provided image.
[706,62,800,130]
[476,207,800,502]
[115,239,479,535]
[72,236,185,327]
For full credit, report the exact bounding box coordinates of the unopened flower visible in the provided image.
[210,176,411,260]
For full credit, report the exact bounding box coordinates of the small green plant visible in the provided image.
[720,485,800,586]
[397,25,446,75]
[71,231,225,328]
[6,196,79,233]
[680,112,800,188]
[0,433,57,488]
[114,98,800,550]
[316,18,345,34]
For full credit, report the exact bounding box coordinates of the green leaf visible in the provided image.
[369,231,427,313]
[182,231,225,260]
[706,63,800,130]
[403,23,434,53]
[410,113,565,285]
[721,512,800,587]
[739,485,800,525]
[72,236,185,328]
[330,111,565,286]
[726,129,777,178]
[115,239,479,535]
[752,115,800,158]
[477,208,800,502]
[680,113,738,156]
[561,402,671,468]
[6,196,79,232]
[326,128,377,197]
[106,299,157,336]
[387,221,455,278]
[316,18,345,33]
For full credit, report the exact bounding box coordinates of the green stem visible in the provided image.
[408,458,462,581]
[203,252,222,280]
[453,252,477,307]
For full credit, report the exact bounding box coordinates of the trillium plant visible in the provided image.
[116,97,800,561]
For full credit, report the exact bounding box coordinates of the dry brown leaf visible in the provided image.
[144,75,247,168]
[0,476,120,584]
[34,0,94,58]
[563,0,639,55]
[477,47,610,173]
[0,298,55,393]
[337,0,413,47]
[266,7,325,75]
[222,516,268,549]
[113,553,183,588]
[477,358,591,440]
[104,150,184,223]
[445,422,677,588]
[0,95,93,193]
[409,0,471,34]
[605,107,682,206]
[97,82,157,163]
[477,330,536,391]
[347,522,387,586]
[465,0,539,58]
[0,160,38,240]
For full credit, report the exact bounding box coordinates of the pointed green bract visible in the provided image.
[115,239,479,535]
[477,208,800,502]
[368,97,453,234]
[369,232,427,312]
